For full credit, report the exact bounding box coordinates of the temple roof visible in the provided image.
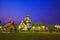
[3,22,15,27]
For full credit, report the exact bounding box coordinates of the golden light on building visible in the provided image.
[31,26,35,30]
[3,22,15,32]
[55,25,60,28]
[0,26,2,28]
[18,26,21,30]
[46,27,48,30]
[38,26,40,30]
[22,26,27,31]
[41,26,45,30]
[18,12,32,31]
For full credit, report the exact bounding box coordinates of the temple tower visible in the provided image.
[18,12,32,32]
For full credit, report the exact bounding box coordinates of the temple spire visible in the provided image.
[18,9,32,31]
[26,9,29,17]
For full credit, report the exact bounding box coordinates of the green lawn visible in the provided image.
[0,32,60,40]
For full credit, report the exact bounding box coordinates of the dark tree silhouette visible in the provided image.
[28,28,31,32]
[0,21,1,24]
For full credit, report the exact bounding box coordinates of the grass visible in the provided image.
[0,32,60,40]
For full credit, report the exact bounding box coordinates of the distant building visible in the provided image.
[3,22,16,32]
[0,26,2,32]
[31,23,47,32]
[54,25,60,32]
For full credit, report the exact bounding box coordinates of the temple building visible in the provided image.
[18,12,32,32]
[18,12,48,32]
[54,25,60,32]
[30,23,48,32]
[0,26,2,32]
[2,22,16,32]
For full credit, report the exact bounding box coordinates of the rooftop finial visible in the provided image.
[26,9,29,17]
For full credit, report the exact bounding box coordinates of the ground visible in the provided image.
[0,32,60,40]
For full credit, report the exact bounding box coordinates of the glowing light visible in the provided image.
[38,27,40,30]
[23,26,27,31]
[19,26,21,29]
[55,25,60,28]
[32,26,35,30]
[0,26,2,28]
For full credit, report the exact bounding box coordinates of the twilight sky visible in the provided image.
[0,0,60,25]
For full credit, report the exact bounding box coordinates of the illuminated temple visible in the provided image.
[0,12,60,32]
[18,12,32,32]
[18,12,48,32]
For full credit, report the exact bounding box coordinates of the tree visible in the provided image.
[0,20,1,24]
[28,28,31,32]
[48,27,54,32]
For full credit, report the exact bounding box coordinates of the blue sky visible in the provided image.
[0,0,60,25]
